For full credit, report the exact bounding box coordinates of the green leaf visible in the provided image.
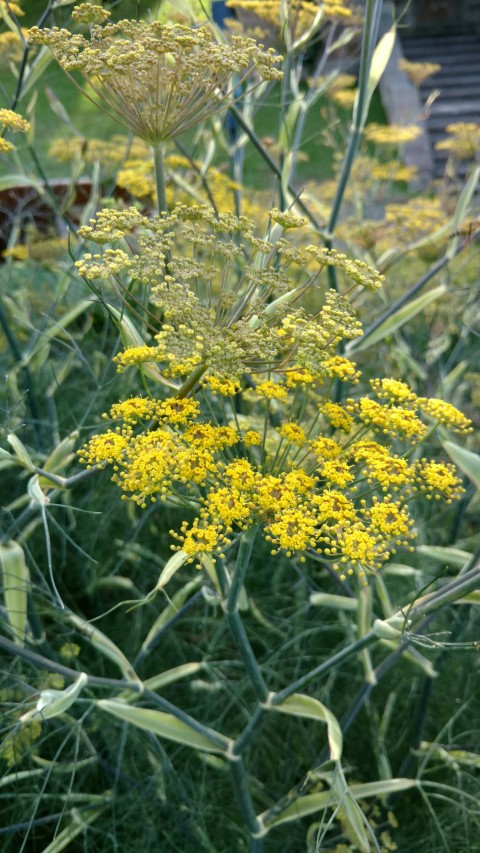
[309,592,357,611]
[348,285,447,353]
[416,545,472,569]
[261,778,416,828]
[446,163,480,259]
[43,430,79,476]
[0,175,43,193]
[331,768,371,853]
[154,550,190,591]
[7,434,35,471]
[267,693,342,761]
[20,673,88,723]
[442,441,480,490]
[27,475,49,507]
[141,577,203,653]
[0,540,30,646]
[278,99,302,152]
[67,613,140,684]
[39,805,105,853]
[96,700,230,754]
[363,26,396,121]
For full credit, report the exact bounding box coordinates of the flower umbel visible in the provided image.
[28,5,282,143]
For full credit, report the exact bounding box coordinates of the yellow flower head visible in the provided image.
[255,380,288,401]
[364,123,421,146]
[398,59,441,86]
[321,402,353,432]
[29,8,282,143]
[79,431,129,467]
[417,397,473,433]
[277,422,307,445]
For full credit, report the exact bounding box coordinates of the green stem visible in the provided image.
[0,634,228,751]
[229,758,263,839]
[227,103,326,234]
[216,540,269,703]
[175,363,208,398]
[228,610,269,703]
[228,527,258,612]
[278,51,292,210]
[152,142,168,214]
[327,0,381,235]
[233,705,265,756]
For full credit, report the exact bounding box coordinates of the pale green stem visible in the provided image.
[152,142,168,214]
[278,51,293,210]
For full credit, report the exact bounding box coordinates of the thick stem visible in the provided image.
[228,527,258,612]
[152,142,168,214]
[229,758,263,839]
[216,538,270,703]
[175,363,208,398]
[233,705,265,756]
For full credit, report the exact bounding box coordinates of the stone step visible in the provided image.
[402,49,479,61]
[401,35,479,50]
[426,116,480,132]
[427,101,480,115]
[420,79,480,93]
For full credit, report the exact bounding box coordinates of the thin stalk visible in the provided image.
[272,631,378,703]
[0,298,43,444]
[228,103,327,234]
[152,142,168,214]
[326,0,382,236]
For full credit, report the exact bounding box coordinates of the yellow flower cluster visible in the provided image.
[79,366,469,581]
[370,161,418,182]
[49,135,149,169]
[364,123,421,146]
[28,6,282,144]
[76,204,383,384]
[435,123,480,160]
[0,1,23,16]
[384,196,447,242]
[398,59,441,86]
[226,0,351,49]
[0,29,25,70]
[0,108,30,154]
